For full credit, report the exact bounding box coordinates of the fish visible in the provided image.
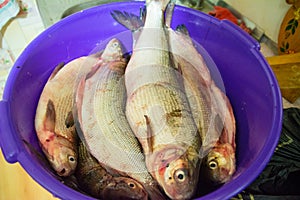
[76,140,148,200]
[200,85,236,185]
[75,38,166,200]
[112,2,236,187]
[165,4,236,185]
[111,0,202,199]
[35,55,100,176]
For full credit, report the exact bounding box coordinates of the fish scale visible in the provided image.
[80,61,150,179]
[76,38,166,200]
[127,83,198,148]
[35,56,99,176]
[121,0,202,199]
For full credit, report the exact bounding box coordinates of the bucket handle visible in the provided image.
[0,100,20,163]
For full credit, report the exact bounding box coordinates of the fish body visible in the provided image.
[75,38,166,199]
[168,19,236,184]
[112,1,202,199]
[201,85,236,185]
[76,141,148,200]
[35,56,99,176]
[112,3,236,186]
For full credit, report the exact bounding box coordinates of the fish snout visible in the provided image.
[54,155,77,176]
[161,159,198,199]
[51,143,77,176]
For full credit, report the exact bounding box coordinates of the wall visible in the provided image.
[223,0,291,42]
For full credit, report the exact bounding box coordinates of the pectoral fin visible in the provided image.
[144,115,154,154]
[44,99,56,132]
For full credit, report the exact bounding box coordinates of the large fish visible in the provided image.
[112,1,202,199]
[75,38,166,200]
[35,55,100,176]
[76,141,148,200]
[112,1,236,187]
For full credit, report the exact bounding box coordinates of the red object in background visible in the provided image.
[209,6,239,25]
[209,6,252,34]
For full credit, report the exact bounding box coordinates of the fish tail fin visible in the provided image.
[110,10,144,31]
[144,183,167,200]
[176,24,190,36]
[146,0,171,11]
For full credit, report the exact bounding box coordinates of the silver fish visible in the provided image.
[165,4,236,184]
[75,38,166,200]
[112,1,202,199]
[35,55,100,176]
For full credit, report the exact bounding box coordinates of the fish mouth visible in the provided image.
[162,158,198,199]
[147,146,199,199]
[48,138,77,177]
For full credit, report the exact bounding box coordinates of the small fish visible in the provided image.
[111,0,202,199]
[165,5,236,185]
[200,84,236,185]
[75,38,166,200]
[35,55,100,176]
[76,141,148,200]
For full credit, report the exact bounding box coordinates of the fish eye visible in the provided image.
[68,155,76,163]
[208,160,218,170]
[127,182,136,188]
[113,42,119,48]
[174,169,187,182]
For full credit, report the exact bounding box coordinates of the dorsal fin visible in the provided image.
[49,62,65,80]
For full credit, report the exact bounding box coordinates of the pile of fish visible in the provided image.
[34,0,236,199]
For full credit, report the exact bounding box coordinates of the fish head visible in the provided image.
[102,177,148,200]
[101,38,126,63]
[44,135,77,177]
[204,143,235,184]
[149,147,199,199]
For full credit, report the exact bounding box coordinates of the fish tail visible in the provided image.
[144,183,167,200]
[110,10,144,31]
[176,24,190,36]
[146,0,171,11]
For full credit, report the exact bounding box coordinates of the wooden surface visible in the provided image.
[266,52,300,103]
[0,149,58,200]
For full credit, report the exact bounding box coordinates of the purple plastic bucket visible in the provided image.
[0,2,282,200]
